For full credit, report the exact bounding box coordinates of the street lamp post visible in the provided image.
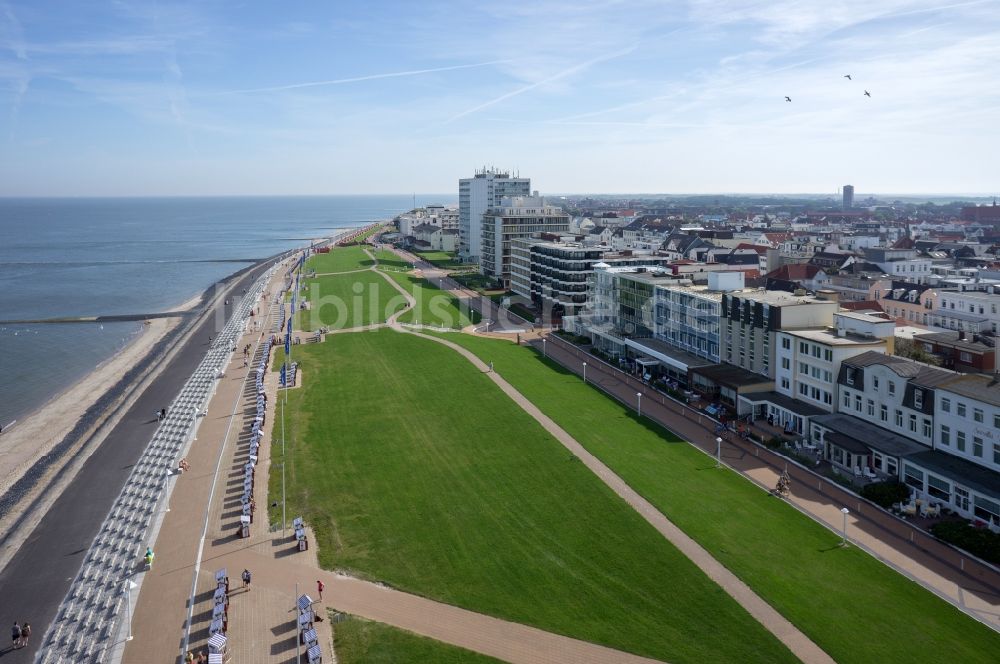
[542,337,547,357]
[124,578,137,641]
[841,507,850,546]
[582,362,587,383]
[637,392,642,417]
[716,437,723,468]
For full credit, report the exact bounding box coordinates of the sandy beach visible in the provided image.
[0,316,178,499]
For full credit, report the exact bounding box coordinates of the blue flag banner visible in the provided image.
[285,334,290,356]
[280,364,287,387]
[287,317,292,334]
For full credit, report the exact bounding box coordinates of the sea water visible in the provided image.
[0,195,443,425]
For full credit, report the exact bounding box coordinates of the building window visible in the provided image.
[913,389,923,410]
[855,395,862,411]
[782,337,790,350]
[922,419,931,438]
[799,341,808,353]
[781,357,789,369]
[824,349,832,362]
[799,383,808,396]
[846,369,855,385]
[957,431,966,452]
[824,391,832,405]
[927,474,951,501]
[941,398,950,413]
[974,496,1000,525]
[994,443,1000,465]
[909,414,917,432]
[973,437,984,458]
[812,345,821,359]
[880,405,888,422]
[957,402,966,417]
[895,410,903,427]
[995,414,1000,429]
[843,392,851,408]
[872,376,879,391]
[904,464,924,490]
[781,377,789,389]
[888,382,896,396]
[940,425,950,446]
[867,399,875,417]
[974,408,984,423]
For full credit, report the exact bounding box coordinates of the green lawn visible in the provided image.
[332,615,503,664]
[415,250,464,269]
[306,245,374,273]
[374,249,411,272]
[435,333,1000,664]
[295,271,407,331]
[383,271,480,328]
[270,330,796,664]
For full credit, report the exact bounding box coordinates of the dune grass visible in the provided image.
[269,330,796,664]
[434,332,1000,664]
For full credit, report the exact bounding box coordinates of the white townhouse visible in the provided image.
[763,312,892,435]
[927,374,1000,526]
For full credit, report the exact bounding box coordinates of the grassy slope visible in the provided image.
[306,245,373,273]
[270,330,796,664]
[383,271,480,328]
[333,615,503,664]
[437,333,1000,664]
[296,271,406,331]
[374,249,411,271]
[415,250,464,269]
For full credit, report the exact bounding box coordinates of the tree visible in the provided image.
[894,338,940,366]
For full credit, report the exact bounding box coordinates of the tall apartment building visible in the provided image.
[458,168,531,262]
[480,197,569,287]
[843,184,854,209]
[720,290,839,378]
[509,236,669,317]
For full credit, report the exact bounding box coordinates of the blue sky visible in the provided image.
[0,0,997,196]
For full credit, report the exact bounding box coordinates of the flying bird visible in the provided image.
[864,90,871,97]
[844,74,852,80]
[784,96,791,102]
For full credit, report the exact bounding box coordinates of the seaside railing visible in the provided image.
[36,262,280,664]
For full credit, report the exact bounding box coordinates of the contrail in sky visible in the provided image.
[216,60,509,95]
[446,46,637,124]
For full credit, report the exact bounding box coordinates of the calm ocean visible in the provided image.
[0,195,444,426]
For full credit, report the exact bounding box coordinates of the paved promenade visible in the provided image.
[0,262,275,663]
[122,242,682,664]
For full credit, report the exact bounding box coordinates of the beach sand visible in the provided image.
[0,316,178,499]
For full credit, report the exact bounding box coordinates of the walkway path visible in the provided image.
[538,335,1000,632]
[123,241,676,664]
[402,329,832,664]
[378,239,1000,633]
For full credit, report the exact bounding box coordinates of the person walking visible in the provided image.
[144,546,154,569]
[317,579,324,601]
[19,623,30,648]
[11,622,20,649]
[241,568,251,590]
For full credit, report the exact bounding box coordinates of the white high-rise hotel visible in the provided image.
[459,168,531,262]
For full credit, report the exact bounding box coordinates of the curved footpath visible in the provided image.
[370,258,833,664]
[0,259,276,663]
[392,245,1000,633]
[121,246,670,664]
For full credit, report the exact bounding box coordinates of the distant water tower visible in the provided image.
[843,185,854,209]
